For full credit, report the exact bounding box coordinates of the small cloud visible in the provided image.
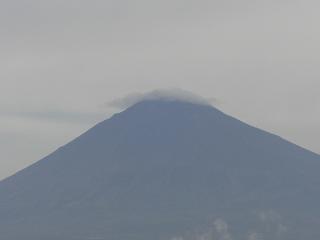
[247,232,263,240]
[107,88,218,109]
[213,219,233,240]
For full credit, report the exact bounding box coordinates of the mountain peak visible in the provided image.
[1,91,320,240]
[126,98,214,113]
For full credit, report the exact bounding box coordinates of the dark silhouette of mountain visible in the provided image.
[0,100,320,240]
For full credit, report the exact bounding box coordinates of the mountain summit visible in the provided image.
[0,100,320,240]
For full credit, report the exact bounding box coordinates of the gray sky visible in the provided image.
[1,0,319,180]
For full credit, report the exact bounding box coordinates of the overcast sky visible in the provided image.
[1,0,319,179]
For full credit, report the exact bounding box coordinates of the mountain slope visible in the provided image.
[0,100,320,240]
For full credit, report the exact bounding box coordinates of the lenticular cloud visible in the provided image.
[108,89,214,109]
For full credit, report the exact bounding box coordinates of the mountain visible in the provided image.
[0,100,320,240]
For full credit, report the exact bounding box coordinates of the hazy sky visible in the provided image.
[1,0,319,179]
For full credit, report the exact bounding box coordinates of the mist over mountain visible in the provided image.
[0,99,320,240]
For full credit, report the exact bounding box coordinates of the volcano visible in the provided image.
[0,100,320,240]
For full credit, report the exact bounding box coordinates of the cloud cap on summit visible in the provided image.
[108,89,216,109]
